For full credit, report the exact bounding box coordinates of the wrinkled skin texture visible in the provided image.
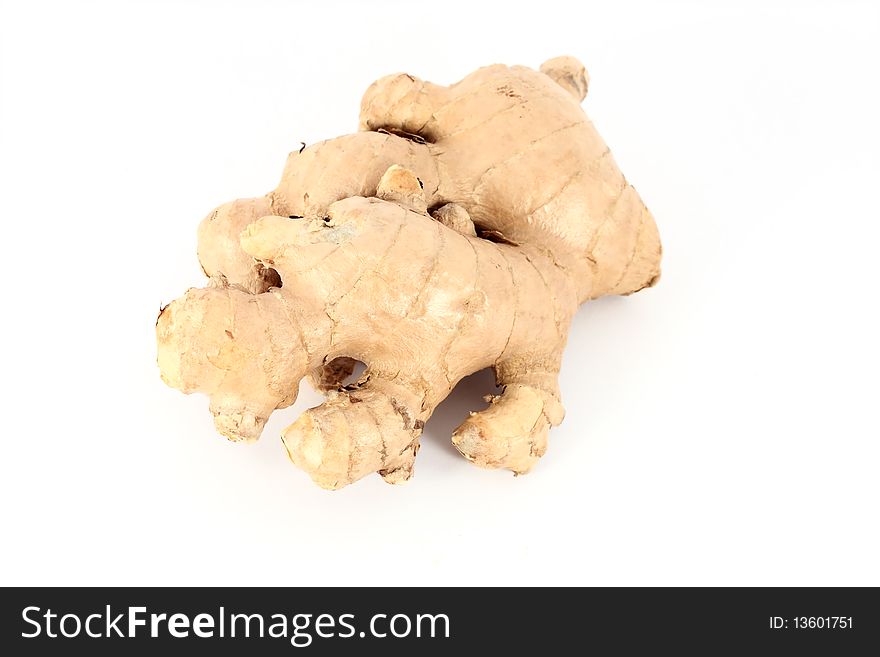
[157,56,661,489]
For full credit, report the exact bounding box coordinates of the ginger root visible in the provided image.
[157,56,661,489]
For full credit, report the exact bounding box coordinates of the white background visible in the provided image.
[1,0,878,586]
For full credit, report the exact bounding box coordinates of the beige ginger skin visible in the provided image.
[157,56,661,489]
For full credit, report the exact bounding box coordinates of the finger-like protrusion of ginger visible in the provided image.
[239,214,342,272]
[197,196,281,294]
[359,73,448,141]
[430,202,477,237]
[540,56,589,102]
[282,383,423,490]
[376,164,427,213]
[209,398,268,444]
[452,385,562,475]
[156,284,310,443]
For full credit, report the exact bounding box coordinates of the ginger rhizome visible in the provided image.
[157,56,661,489]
